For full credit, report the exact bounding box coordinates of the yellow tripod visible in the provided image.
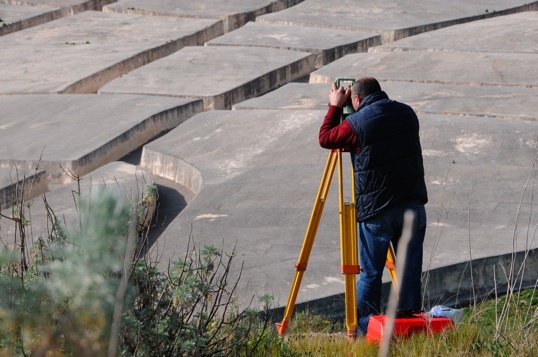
[275,149,398,339]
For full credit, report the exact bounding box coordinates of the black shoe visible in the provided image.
[395,309,421,318]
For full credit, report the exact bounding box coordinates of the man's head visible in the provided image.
[351,77,382,110]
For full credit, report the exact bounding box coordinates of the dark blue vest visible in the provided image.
[346,91,428,221]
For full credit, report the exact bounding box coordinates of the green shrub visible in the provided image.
[0,188,133,355]
[0,186,272,356]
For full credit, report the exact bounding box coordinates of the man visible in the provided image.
[319,77,428,335]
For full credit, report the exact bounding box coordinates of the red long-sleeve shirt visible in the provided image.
[319,105,359,153]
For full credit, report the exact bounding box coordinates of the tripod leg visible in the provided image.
[276,150,338,337]
[338,151,359,339]
[386,243,398,293]
[342,202,359,338]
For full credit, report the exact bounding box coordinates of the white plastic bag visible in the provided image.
[426,305,464,324]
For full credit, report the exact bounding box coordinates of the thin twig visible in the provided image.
[378,210,415,357]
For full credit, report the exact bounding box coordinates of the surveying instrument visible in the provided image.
[275,78,398,339]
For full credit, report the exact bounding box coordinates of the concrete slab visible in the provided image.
[233,82,538,121]
[205,22,381,68]
[0,3,60,36]
[371,12,538,54]
[99,46,316,110]
[0,161,153,245]
[0,167,47,210]
[420,113,538,267]
[309,51,538,87]
[103,0,304,32]
[0,11,223,94]
[140,109,538,310]
[2,0,115,13]
[0,94,202,184]
[256,0,537,43]
[233,82,327,111]
[0,0,119,35]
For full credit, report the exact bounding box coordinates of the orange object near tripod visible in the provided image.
[275,149,398,339]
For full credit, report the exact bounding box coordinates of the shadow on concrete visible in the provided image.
[145,182,188,250]
[120,143,190,252]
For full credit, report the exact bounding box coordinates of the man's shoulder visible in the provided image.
[382,98,416,116]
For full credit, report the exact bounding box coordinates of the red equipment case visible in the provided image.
[366,313,454,344]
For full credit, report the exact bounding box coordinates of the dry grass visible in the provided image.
[273,287,537,357]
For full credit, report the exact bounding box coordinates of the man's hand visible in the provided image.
[329,81,351,108]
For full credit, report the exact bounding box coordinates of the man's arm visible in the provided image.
[319,106,358,149]
[319,82,359,150]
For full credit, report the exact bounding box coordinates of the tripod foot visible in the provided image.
[346,329,357,340]
[276,320,289,337]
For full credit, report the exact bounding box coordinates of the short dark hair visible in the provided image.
[352,77,382,99]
